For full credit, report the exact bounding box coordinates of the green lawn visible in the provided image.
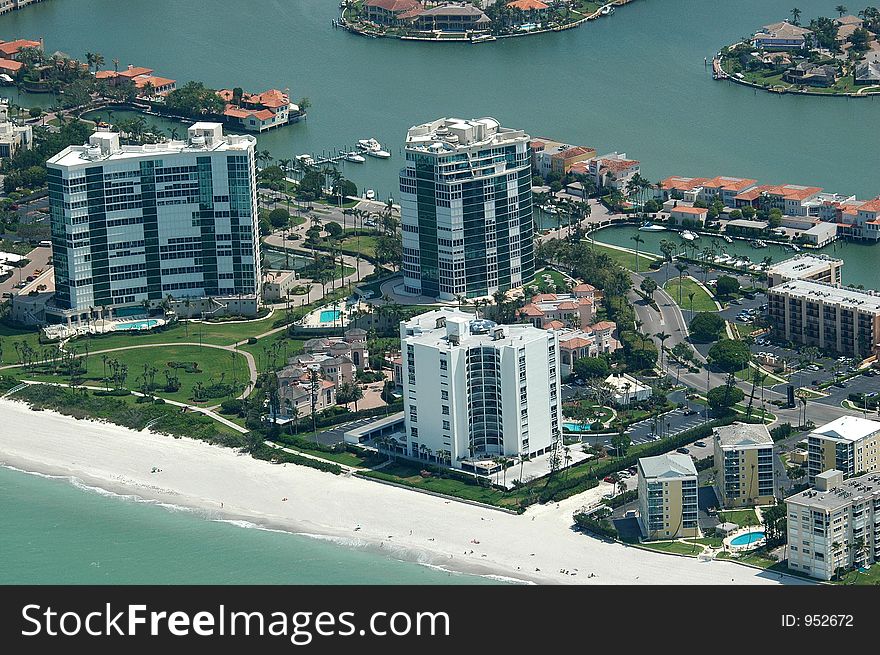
[640,541,704,556]
[834,565,880,585]
[686,536,724,548]
[18,345,250,405]
[241,334,305,374]
[339,235,377,259]
[664,277,717,313]
[525,268,569,293]
[276,443,375,468]
[718,509,760,527]
[589,243,658,272]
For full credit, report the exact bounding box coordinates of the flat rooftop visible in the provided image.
[639,452,697,480]
[767,254,843,279]
[402,308,550,350]
[811,415,880,443]
[770,278,880,314]
[714,422,773,448]
[787,471,880,511]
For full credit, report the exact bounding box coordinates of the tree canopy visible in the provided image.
[708,339,751,373]
[689,311,726,342]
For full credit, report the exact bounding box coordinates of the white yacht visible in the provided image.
[600,4,614,15]
[343,151,366,163]
[357,138,392,159]
[638,223,666,232]
[681,230,699,242]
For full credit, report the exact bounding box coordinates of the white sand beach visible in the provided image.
[0,399,810,585]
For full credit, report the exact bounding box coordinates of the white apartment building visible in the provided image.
[46,123,260,323]
[786,469,880,580]
[766,279,880,357]
[400,309,561,472]
[807,415,880,483]
[399,117,535,300]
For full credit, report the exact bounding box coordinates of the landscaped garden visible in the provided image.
[664,277,718,313]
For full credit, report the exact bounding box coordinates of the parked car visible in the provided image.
[676,447,690,454]
[834,381,847,389]
[627,466,638,475]
[603,476,618,483]
[683,409,697,416]
[694,441,706,448]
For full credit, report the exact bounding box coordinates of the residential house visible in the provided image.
[668,205,708,226]
[0,38,42,59]
[733,183,823,216]
[752,21,813,50]
[518,289,595,330]
[855,60,880,85]
[604,372,652,405]
[531,139,596,177]
[586,153,640,192]
[698,176,758,207]
[410,3,491,32]
[217,88,296,132]
[783,62,838,87]
[557,321,618,378]
[96,65,176,97]
[261,269,298,302]
[659,176,709,202]
[363,0,424,25]
[0,101,32,158]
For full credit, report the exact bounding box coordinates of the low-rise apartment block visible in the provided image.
[638,453,699,539]
[786,469,880,580]
[807,416,880,483]
[713,422,776,508]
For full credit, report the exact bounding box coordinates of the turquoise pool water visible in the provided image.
[730,531,765,547]
[319,310,341,322]
[116,320,159,331]
[563,422,592,432]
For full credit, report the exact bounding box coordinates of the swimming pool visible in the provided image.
[563,422,592,432]
[116,319,159,331]
[730,531,765,547]
[319,310,341,322]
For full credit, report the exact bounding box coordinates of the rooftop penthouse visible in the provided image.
[47,122,255,168]
[405,117,529,153]
[402,308,549,350]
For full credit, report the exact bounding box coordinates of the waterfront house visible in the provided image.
[96,65,177,98]
[0,38,42,60]
[855,60,880,85]
[668,205,708,226]
[698,176,758,207]
[659,176,709,202]
[782,62,837,87]
[217,88,297,132]
[0,58,23,74]
[531,139,595,176]
[586,154,640,192]
[752,21,812,50]
[505,0,549,23]
[363,0,425,25]
[410,3,491,33]
[0,101,32,158]
[733,183,823,216]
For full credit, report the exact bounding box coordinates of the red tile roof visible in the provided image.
[518,304,544,317]
[135,75,175,90]
[556,301,580,311]
[560,337,592,350]
[94,70,117,79]
[671,205,708,215]
[573,283,595,292]
[364,0,422,11]
[661,176,709,192]
[600,158,639,172]
[859,199,880,213]
[703,176,758,192]
[544,320,566,330]
[0,58,23,72]
[590,321,617,332]
[0,39,41,57]
[117,66,154,78]
[507,0,548,8]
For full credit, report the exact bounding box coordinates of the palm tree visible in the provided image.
[674,262,688,304]
[94,53,105,72]
[688,290,696,320]
[630,234,645,272]
[835,5,847,17]
[790,7,802,25]
[654,331,670,373]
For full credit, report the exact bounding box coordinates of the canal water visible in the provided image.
[590,224,876,289]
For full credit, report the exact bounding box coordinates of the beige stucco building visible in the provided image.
[713,422,776,508]
[766,254,843,288]
[637,453,699,540]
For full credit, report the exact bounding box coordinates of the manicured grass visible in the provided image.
[718,509,760,527]
[589,243,657,272]
[18,345,250,405]
[525,268,568,293]
[640,541,703,556]
[276,443,376,468]
[686,537,724,548]
[664,277,717,313]
[834,565,880,585]
[339,235,377,259]
[239,334,304,373]
[360,462,518,509]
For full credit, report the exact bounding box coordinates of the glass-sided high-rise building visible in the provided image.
[46,123,260,322]
[399,117,534,300]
